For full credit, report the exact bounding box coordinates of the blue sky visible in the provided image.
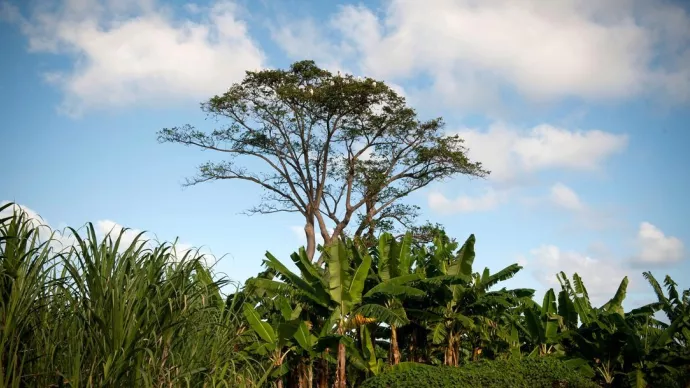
[1,0,689,307]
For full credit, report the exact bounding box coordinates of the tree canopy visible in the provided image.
[158,60,488,260]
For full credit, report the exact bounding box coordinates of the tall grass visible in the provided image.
[0,202,263,387]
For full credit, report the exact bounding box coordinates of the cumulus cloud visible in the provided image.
[522,221,685,304]
[273,0,690,109]
[0,200,212,264]
[540,183,624,231]
[455,123,628,184]
[428,189,505,214]
[632,222,685,265]
[427,123,626,214]
[0,201,79,251]
[270,18,350,74]
[550,183,585,211]
[524,244,639,306]
[1,0,265,116]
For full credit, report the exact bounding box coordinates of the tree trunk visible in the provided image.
[305,221,316,261]
[308,362,314,388]
[390,325,401,365]
[317,355,329,388]
[335,340,346,388]
[409,329,418,363]
[275,351,284,388]
[297,360,313,388]
[444,330,455,366]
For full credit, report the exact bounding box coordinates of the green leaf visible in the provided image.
[365,284,425,299]
[430,323,447,344]
[627,369,647,388]
[320,307,341,338]
[541,289,557,316]
[364,273,423,298]
[274,295,293,321]
[484,264,522,290]
[355,303,409,327]
[327,240,352,306]
[378,233,393,281]
[602,276,628,315]
[398,232,413,275]
[361,324,378,372]
[349,249,372,305]
[291,320,313,352]
[264,252,321,301]
[242,303,276,344]
[524,308,545,344]
[290,248,322,284]
[558,289,578,329]
[278,320,299,344]
[456,234,476,277]
[559,272,594,325]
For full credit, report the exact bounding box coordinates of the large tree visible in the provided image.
[158,60,488,261]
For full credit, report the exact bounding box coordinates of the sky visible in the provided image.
[1,0,689,308]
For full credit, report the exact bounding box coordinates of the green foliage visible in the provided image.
[360,357,599,388]
[0,204,262,387]
[158,60,489,260]
[3,201,689,388]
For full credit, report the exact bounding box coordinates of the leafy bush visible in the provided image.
[361,357,599,388]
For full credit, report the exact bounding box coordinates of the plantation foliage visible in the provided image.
[1,203,689,387]
[360,358,599,388]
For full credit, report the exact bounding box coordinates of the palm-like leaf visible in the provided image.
[354,303,410,327]
[481,264,522,291]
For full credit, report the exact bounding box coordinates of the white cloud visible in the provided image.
[94,219,147,249]
[538,183,623,231]
[523,222,686,305]
[1,0,265,116]
[428,124,626,215]
[0,201,78,251]
[0,200,213,264]
[1,201,47,228]
[455,123,628,183]
[550,182,585,211]
[93,219,216,264]
[524,244,638,305]
[632,222,685,265]
[270,19,349,74]
[274,0,690,108]
[428,189,505,214]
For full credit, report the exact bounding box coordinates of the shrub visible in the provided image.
[361,357,599,388]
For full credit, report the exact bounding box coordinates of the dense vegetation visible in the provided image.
[360,358,599,388]
[1,202,688,387]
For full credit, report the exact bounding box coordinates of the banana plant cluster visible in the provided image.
[508,269,690,387]
[235,229,690,388]
[236,232,542,387]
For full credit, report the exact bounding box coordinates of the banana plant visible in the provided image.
[409,234,530,366]
[521,289,565,356]
[242,297,314,388]
[248,239,376,388]
[643,271,690,348]
[557,272,668,386]
[360,232,425,365]
[623,272,690,387]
